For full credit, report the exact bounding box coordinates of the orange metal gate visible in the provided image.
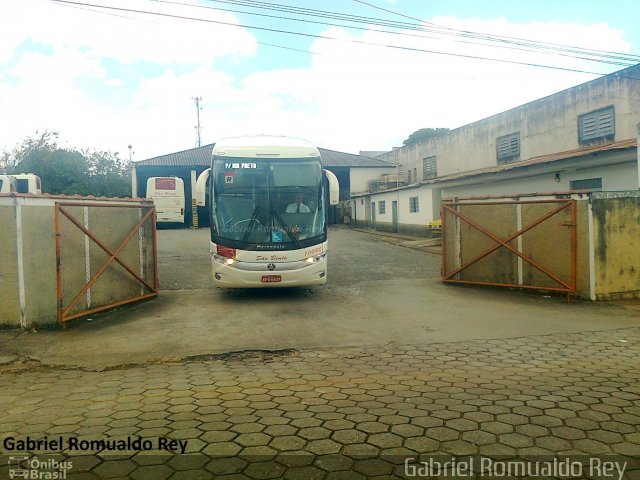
[442,199,577,294]
[55,202,158,324]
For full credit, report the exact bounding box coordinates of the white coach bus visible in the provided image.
[0,173,42,194]
[146,176,185,225]
[196,135,339,288]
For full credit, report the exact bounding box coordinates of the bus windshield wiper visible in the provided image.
[272,210,302,249]
[240,207,260,248]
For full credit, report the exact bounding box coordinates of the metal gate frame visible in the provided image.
[441,199,577,293]
[55,202,159,324]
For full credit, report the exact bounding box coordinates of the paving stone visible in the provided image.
[235,433,272,447]
[298,427,331,440]
[404,436,439,452]
[551,426,587,440]
[461,430,496,446]
[205,456,248,475]
[3,326,640,479]
[314,454,353,472]
[269,435,307,452]
[367,433,403,448]
[306,439,342,455]
[331,429,367,445]
[283,465,325,480]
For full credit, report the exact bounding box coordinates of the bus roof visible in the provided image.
[212,135,320,159]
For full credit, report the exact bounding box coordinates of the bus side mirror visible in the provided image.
[324,169,339,206]
[195,168,210,206]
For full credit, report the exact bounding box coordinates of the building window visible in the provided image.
[407,169,412,184]
[409,196,419,213]
[570,178,602,191]
[496,132,520,164]
[578,106,615,143]
[378,201,386,214]
[413,168,417,182]
[423,156,437,180]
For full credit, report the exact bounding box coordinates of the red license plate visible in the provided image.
[261,275,281,283]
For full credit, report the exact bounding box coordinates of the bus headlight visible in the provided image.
[213,254,235,265]
[305,252,327,264]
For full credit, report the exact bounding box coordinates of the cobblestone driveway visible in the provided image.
[1,328,639,479]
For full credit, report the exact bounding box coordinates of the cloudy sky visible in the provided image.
[1,0,638,161]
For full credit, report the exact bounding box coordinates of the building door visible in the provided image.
[371,202,376,228]
[392,201,399,233]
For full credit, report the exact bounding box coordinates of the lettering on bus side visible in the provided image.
[304,246,323,257]
[256,255,288,261]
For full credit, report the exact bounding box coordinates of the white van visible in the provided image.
[146,177,185,224]
[0,174,41,194]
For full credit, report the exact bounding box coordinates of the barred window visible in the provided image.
[423,156,437,180]
[378,200,386,214]
[570,178,602,191]
[497,132,520,164]
[409,196,419,213]
[578,106,614,143]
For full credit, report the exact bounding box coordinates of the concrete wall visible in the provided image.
[591,191,640,300]
[441,192,639,301]
[0,204,21,326]
[379,64,640,183]
[0,194,156,328]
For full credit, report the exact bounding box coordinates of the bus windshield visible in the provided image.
[211,158,325,249]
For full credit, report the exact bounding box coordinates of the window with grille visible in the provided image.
[423,156,437,180]
[409,196,419,213]
[496,132,520,164]
[570,178,602,191]
[378,201,386,214]
[578,106,615,143]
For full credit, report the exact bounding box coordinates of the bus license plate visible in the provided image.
[262,275,281,283]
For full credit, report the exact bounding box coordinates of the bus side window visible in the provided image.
[16,179,29,193]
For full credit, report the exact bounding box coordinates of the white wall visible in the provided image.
[352,186,438,228]
[378,65,640,182]
[441,161,638,199]
[350,167,396,195]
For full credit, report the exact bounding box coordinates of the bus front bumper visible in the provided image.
[211,258,328,288]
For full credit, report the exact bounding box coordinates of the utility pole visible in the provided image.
[193,96,202,147]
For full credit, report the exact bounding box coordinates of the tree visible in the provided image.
[402,128,450,147]
[0,130,58,173]
[2,132,131,197]
[17,148,89,195]
[85,150,131,197]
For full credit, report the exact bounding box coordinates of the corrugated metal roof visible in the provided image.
[134,144,395,168]
[134,144,214,166]
[318,148,395,168]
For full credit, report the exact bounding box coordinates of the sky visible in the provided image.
[0,0,638,162]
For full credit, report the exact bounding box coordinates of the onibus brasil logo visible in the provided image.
[8,456,72,479]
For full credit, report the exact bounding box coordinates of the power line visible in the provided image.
[149,0,635,67]
[350,0,640,63]
[49,0,637,77]
[205,0,639,65]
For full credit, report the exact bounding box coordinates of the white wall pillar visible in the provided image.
[131,167,138,198]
